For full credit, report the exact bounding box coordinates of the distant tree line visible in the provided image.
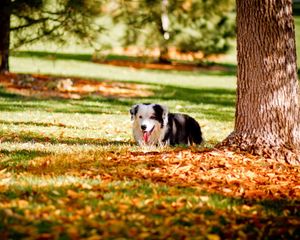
[105,0,235,62]
[0,0,236,72]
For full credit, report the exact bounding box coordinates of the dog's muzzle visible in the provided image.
[142,126,155,143]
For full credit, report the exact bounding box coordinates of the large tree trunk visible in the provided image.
[0,0,11,73]
[221,0,300,165]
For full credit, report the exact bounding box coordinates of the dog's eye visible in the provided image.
[139,116,142,119]
[150,116,156,120]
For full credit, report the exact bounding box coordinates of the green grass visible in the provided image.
[0,16,300,239]
[3,52,236,152]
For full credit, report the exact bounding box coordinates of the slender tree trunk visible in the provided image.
[158,0,170,64]
[221,0,300,165]
[0,0,11,73]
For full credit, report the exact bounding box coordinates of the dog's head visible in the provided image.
[130,103,168,144]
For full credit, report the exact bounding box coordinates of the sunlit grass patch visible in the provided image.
[10,54,236,89]
[7,175,102,190]
[0,114,131,142]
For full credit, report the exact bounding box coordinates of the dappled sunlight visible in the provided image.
[0,1,299,237]
[0,141,122,155]
[2,32,299,237]
[2,173,102,189]
[0,118,131,143]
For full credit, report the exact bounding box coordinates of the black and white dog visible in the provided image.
[130,103,203,146]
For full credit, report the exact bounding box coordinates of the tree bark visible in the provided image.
[0,0,11,73]
[157,0,171,64]
[221,0,300,165]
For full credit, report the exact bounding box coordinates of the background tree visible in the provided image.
[294,0,300,15]
[171,0,235,57]
[222,0,300,165]
[107,0,235,62]
[0,0,12,72]
[0,0,102,73]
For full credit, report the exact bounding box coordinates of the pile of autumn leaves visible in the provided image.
[1,147,300,239]
[95,147,300,200]
[22,147,300,200]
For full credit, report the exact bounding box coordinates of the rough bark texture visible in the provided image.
[221,0,300,165]
[0,0,11,73]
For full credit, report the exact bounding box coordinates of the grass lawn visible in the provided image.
[0,16,299,239]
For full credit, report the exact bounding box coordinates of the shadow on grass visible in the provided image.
[0,129,131,147]
[0,86,133,114]
[11,51,93,62]
[245,198,300,217]
[0,120,79,129]
[0,87,23,99]
[0,98,134,117]
[0,83,235,122]
[154,85,236,107]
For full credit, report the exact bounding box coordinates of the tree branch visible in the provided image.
[10,18,48,31]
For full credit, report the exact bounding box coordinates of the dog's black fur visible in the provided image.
[162,113,203,145]
[130,103,203,146]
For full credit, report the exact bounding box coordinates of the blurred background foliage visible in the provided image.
[106,0,235,60]
[9,0,235,62]
[4,0,300,67]
[10,0,103,48]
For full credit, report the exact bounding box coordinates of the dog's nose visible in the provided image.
[141,125,147,131]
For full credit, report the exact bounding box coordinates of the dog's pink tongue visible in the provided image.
[143,132,150,143]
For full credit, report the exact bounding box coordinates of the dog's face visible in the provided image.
[130,103,168,144]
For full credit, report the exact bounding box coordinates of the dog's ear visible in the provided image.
[154,104,168,127]
[130,104,139,120]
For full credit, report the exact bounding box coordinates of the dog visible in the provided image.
[130,103,203,146]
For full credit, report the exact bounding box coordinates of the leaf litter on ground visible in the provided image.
[1,145,299,239]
